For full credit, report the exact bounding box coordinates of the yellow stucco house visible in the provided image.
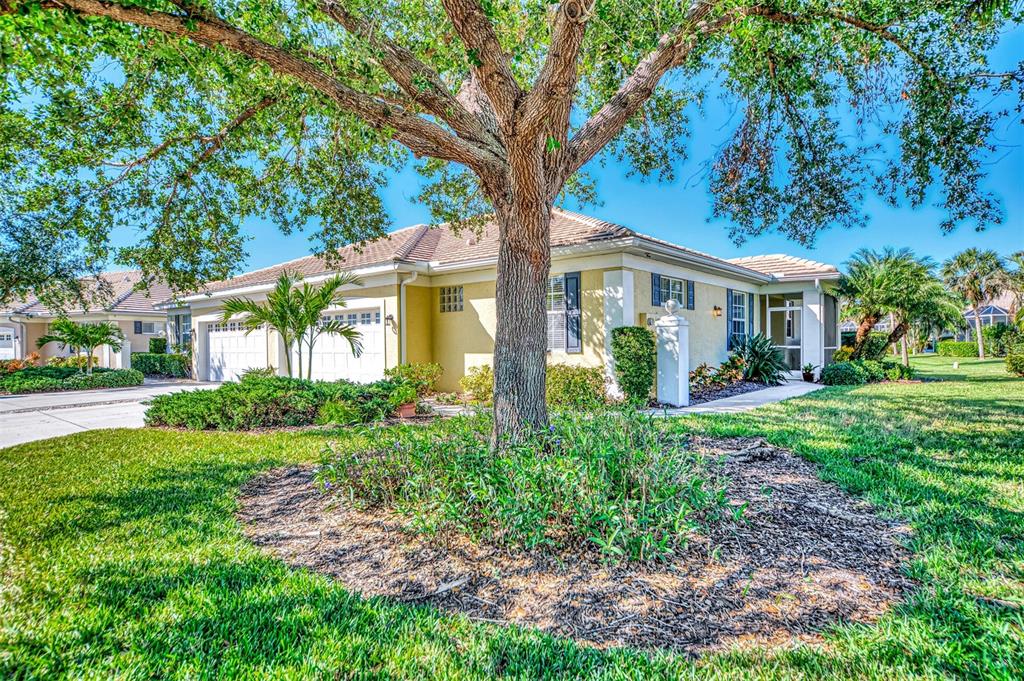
[0,271,174,368]
[162,210,841,391]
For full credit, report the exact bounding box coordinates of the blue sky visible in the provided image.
[206,29,1024,273]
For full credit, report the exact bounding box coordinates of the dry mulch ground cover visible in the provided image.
[237,436,913,654]
[682,380,769,406]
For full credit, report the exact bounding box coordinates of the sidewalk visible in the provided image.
[650,381,825,416]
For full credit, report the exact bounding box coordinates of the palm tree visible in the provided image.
[37,318,124,375]
[294,273,363,380]
[941,248,1007,359]
[838,248,917,359]
[221,273,303,378]
[1005,251,1024,320]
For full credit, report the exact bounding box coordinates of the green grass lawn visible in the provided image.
[1,358,1021,679]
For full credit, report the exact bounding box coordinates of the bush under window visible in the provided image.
[546,364,607,408]
[731,333,788,385]
[610,326,656,405]
[148,337,167,354]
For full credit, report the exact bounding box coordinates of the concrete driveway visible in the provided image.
[0,379,219,448]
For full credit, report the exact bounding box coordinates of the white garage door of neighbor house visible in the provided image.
[207,321,268,382]
[0,328,14,360]
[297,308,385,383]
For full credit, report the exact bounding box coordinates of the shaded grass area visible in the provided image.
[0,358,1021,678]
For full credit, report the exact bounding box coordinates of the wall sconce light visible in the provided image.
[712,306,723,318]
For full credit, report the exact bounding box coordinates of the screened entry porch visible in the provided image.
[760,289,840,374]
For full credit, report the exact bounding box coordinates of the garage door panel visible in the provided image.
[298,308,385,383]
[207,322,267,382]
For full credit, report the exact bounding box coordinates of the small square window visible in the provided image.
[360,312,372,325]
[440,286,464,313]
[347,313,358,325]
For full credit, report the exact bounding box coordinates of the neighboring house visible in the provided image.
[956,291,1016,341]
[166,210,841,391]
[0,271,172,367]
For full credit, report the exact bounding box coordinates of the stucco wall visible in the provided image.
[632,270,761,369]
[404,284,433,365]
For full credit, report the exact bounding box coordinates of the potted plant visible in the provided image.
[801,363,818,382]
[390,384,419,419]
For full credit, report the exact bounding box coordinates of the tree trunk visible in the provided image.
[901,335,909,366]
[851,314,879,359]
[490,197,551,445]
[974,304,985,359]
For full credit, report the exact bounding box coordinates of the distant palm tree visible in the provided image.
[221,273,303,378]
[37,318,124,375]
[1005,251,1024,321]
[838,248,917,359]
[941,248,1007,359]
[293,273,363,380]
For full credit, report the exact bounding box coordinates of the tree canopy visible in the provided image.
[2,0,1021,306]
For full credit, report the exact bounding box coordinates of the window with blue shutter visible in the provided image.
[133,321,143,334]
[748,294,755,338]
[565,271,581,354]
[686,280,695,310]
[725,288,733,350]
[651,273,662,306]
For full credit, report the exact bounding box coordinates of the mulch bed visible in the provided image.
[657,380,769,408]
[237,436,913,655]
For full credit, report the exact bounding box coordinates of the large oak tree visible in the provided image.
[1,0,1021,441]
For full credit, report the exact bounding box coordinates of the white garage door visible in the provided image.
[0,327,14,360]
[298,308,385,383]
[207,321,268,382]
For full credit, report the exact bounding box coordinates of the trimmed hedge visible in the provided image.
[546,364,607,409]
[132,353,190,378]
[610,326,656,405]
[937,341,978,357]
[144,374,413,430]
[0,366,143,394]
[822,360,915,386]
[1007,353,1024,377]
[148,337,167,354]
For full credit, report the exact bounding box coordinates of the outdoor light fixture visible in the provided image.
[712,306,723,317]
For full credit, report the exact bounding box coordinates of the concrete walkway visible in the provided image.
[651,381,825,416]
[0,379,218,448]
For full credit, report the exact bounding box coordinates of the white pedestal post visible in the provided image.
[656,313,690,408]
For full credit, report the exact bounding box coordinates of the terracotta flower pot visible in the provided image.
[397,402,417,418]
[802,372,815,383]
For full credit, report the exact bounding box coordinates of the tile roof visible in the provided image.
[726,254,839,279]
[2,271,172,317]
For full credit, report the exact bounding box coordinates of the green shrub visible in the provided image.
[145,375,411,430]
[937,340,978,357]
[131,353,190,377]
[546,364,607,409]
[317,410,727,563]
[316,400,363,426]
[385,362,443,396]
[858,360,886,383]
[610,326,656,404]
[831,346,853,362]
[148,337,167,354]
[64,369,144,390]
[853,332,893,361]
[47,355,90,369]
[731,333,788,386]
[459,364,494,403]
[689,363,715,391]
[713,354,746,385]
[1006,353,1024,377]
[883,362,915,381]
[983,323,1017,357]
[821,362,868,385]
[0,366,140,393]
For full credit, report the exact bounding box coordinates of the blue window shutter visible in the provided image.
[747,293,754,338]
[686,280,695,310]
[651,273,661,306]
[134,321,142,334]
[725,288,733,351]
[565,271,582,354]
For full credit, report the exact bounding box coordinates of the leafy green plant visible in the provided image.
[1006,353,1024,377]
[317,410,726,563]
[937,341,979,357]
[46,355,90,369]
[131,353,190,377]
[545,364,607,409]
[459,364,493,403]
[858,360,886,383]
[148,337,167,354]
[731,333,788,386]
[63,369,144,390]
[316,400,362,426]
[831,347,853,362]
[689,363,715,391]
[385,363,443,396]
[821,362,868,386]
[982,322,1016,357]
[858,332,893,362]
[610,326,656,405]
[0,366,140,393]
[713,355,745,385]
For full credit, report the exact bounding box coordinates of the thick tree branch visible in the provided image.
[317,1,502,155]
[22,0,500,171]
[440,0,523,126]
[519,0,595,137]
[562,2,728,184]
